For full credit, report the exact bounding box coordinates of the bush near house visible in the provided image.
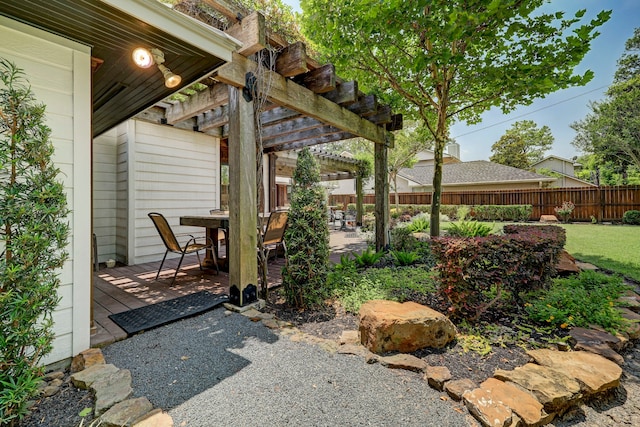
[431,225,565,320]
[472,205,533,222]
[0,59,69,426]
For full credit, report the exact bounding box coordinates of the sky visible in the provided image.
[282,0,639,162]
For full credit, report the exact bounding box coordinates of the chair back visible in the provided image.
[148,212,182,253]
[262,211,288,246]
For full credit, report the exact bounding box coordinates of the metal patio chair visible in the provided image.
[148,212,218,285]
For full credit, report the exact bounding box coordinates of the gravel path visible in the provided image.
[102,308,471,427]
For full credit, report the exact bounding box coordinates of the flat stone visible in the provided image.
[540,215,559,223]
[71,364,119,389]
[378,353,428,372]
[425,366,452,391]
[92,369,133,416]
[336,343,374,359]
[261,319,280,329]
[555,250,580,275]
[359,300,456,354]
[574,342,624,365]
[241,308,274,321]
[99,397,153,427]
[617,295,640,312]
[575,261,598,271]
[494,363,582,413]
[617,307,640,339]
[527,349,622,395]
[445,378,477,401]
[475,378,553,427]
[339,330,360,345]
[71,348,106,373]
[570,327,623,351]
[132,409,174,427]
[463,386,513,427]
[40,385,60,398]
[43,371,65,381]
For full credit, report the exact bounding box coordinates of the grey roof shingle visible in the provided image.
[399,160,555,186]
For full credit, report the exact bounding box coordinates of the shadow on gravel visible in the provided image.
[102,307,278,409]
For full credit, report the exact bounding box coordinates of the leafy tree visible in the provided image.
[490,120,554,169]
[282,148,330,308]
[572,28,640,172]
[301,0,609,236]
[575,154,640,185]
[0,59,69,426]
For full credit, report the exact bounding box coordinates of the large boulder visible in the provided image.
[359,300,456,354]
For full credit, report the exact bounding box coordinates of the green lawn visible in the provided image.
[560,223,640,282]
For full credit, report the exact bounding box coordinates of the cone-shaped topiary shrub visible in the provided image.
[0,59,69,426]
[282,148,329,308]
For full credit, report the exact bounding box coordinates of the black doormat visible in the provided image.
[108,291,229,336]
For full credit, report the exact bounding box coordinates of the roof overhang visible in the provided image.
[0,0,240,137]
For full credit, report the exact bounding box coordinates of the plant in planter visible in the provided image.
[554,201,575,223]
[0,59,69,426]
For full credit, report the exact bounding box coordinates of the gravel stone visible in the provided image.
[102,307,469,427]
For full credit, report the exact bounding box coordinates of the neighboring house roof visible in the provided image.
[548,172,597,187]
[531,155,582,169]
[399,160,556,187]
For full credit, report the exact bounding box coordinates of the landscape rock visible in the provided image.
[540,215,559,223]
[467,378,554,427]
[494,363,582,413]
[570,327,623,351]
[71,348,106,372]
[555,250,580,275]
[527,349,622,395]
[92,369,133,416]
[43,371,65,381]
[463,386,513,427]
[359,300,456,354]
[71,363,119,389]
[378,353,428,372]
[339,330,360,345]
[39,385,60,398]
[336,343,374,360]
[618,308,640,339]
[574,342,625,365]
[425,366,452,391]
[99,397,153,427]
[132,409,174,427]
[445,378,477,401]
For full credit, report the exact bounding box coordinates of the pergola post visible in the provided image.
[355,174,363,226]
[228,86,258,306]
[268,153,277,212]
[374,141,389,251]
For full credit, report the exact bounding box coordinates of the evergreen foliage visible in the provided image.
[281,148,330,308]
[0,59,69,426]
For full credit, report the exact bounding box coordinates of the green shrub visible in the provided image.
[406,213,430,233]
[446,220,494,237]
[282,148,330,308]
[330,266,437,313]
[472,205,532,222]
[390,226,418,252]
[623,210,640,225]
[392,250,420,266]
[525,271,630,334]
[0,59,70,426]
[353,247,385,267]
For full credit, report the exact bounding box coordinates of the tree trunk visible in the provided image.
[430,108,448,237]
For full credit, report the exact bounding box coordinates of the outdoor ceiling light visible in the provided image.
[132,47,182,88]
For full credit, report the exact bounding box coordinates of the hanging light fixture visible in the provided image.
[132,47,182,88]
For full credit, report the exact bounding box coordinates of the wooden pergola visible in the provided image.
[135,1,401,306]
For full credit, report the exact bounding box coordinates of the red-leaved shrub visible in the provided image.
[431,225,566,320]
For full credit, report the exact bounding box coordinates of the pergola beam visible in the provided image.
[215,52,388,145]
[166,83,228,124]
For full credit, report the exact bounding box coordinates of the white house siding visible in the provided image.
[131,120,220,264]
[93,129,118,263]
[0,17,92,365]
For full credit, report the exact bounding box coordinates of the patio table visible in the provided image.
[180,213,229,270]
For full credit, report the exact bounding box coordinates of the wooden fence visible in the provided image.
[329,186,640,222]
